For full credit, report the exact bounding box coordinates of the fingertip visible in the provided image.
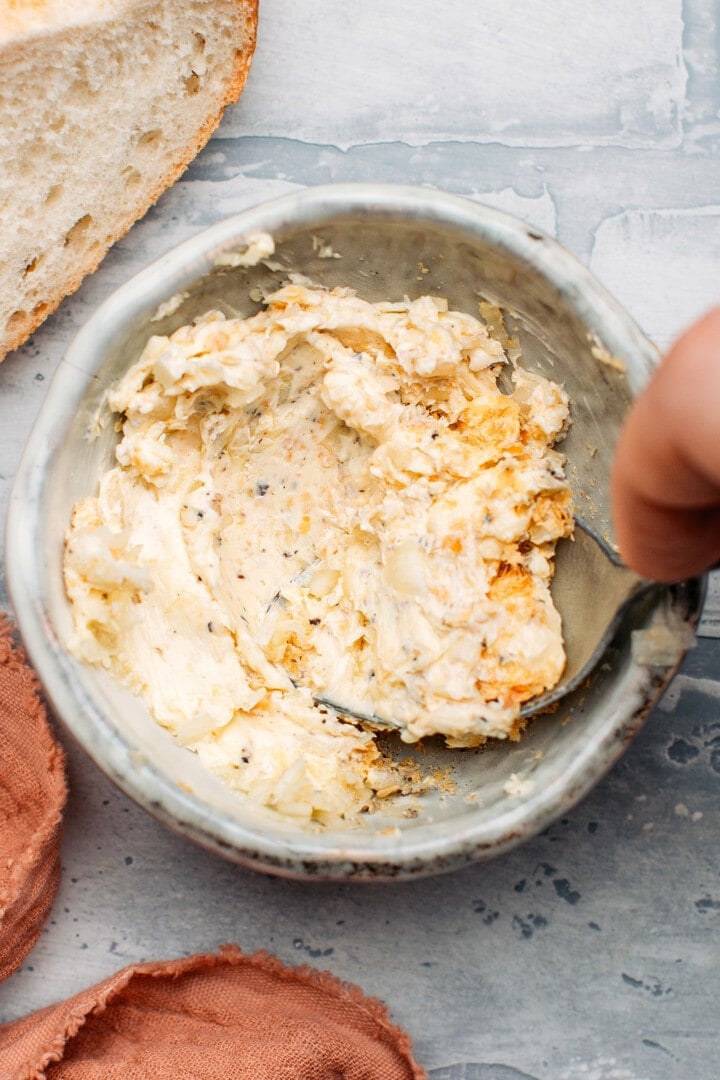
[666,304,720,368]
[611,494,720,582]
[610,306,720,581]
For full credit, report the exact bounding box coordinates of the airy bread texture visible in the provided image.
[0,0,258,361]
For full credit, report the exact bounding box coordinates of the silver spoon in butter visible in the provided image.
[515,516,652,718]
[264,517,657,730]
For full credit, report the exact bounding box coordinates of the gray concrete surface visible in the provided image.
[2,2,720,1076]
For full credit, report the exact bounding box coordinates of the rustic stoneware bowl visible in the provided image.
[6,184,704,880]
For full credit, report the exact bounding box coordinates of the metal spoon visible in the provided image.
[324,520,653,727]
[271,517,655,729]
[516,516,651,718]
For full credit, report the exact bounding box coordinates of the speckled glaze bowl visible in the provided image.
[6,184,704,880]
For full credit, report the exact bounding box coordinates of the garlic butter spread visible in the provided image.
[64,284,573,821]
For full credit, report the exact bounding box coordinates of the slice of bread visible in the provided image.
[0,0,258,361]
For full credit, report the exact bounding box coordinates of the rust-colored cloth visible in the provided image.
[0,616,66,983]
[0,619,424,1078]
[0,945,427,1079]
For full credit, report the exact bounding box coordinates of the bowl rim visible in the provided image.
[5,182,702,880]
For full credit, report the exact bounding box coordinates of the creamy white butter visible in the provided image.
[214,230,276,269]
[64,284,572,821]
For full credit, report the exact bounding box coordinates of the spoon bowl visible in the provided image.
[521,517,649,717]
[277,519,653,732]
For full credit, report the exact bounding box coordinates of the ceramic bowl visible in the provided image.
[6,184,704,880]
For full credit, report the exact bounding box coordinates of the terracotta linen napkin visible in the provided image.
[0,616,67,982]
[0,615,425,1077]
[0,944,427,1079]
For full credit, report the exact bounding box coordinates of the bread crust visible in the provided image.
[0,0,258,360]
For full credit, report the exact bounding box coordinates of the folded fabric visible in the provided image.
[0,944,427,1079]
[0,616,66,983]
